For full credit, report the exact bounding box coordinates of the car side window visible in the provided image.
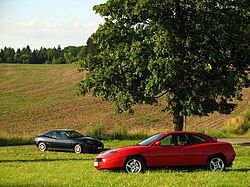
[176,134,188,146]
[45,131,55,138]
[160,135,176,146]
[56,132,68,138]
[188,134,208,145]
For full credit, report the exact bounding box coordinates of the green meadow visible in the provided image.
[0,141,249,187]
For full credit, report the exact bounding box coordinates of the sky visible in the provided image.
[0,0,107,50]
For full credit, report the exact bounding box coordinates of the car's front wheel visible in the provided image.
[124,156,145,173]
[207,155,226,171]
[74,144,82,154]
[38,142,47,151]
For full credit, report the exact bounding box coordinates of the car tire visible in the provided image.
[124,156,145,173]
[74,144,82,154]
[207,155,226,171]
[38,142,47,151]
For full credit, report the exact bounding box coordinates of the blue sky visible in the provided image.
[0,0,107,49]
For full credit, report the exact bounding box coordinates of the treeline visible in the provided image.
[0,45,88,64]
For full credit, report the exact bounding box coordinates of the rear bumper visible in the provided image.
[226,150,236,167]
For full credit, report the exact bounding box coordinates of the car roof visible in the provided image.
[161,131,194,135]
[160,131,216,141]
[47,129,76,132]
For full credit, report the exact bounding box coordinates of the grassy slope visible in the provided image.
[0,142,249,186]
[0,64,250,138]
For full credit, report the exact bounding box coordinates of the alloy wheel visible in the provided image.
[208,157,225,171]
[125,158,144,173]
[38,142,46,151]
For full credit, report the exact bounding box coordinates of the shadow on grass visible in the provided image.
[99,167,250,173]
[0,158,93,163]
[45,149,104,154]
[227,168,250,172]
[99,167,205,173]
[238,142,250,147]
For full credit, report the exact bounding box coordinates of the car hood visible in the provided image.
[97,145,149,159]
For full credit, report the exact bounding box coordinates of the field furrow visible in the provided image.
[0,64,249,136]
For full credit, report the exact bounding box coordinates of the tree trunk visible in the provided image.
[173,106,184,131]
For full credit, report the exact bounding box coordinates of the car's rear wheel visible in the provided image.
[74,144,82,154]
[124,156,145,173]
[38,142,47,151]
[207,155,226,171]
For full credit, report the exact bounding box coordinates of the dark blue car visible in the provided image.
[35,129,104,153]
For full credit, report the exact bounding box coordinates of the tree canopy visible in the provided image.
[77,0,250,130]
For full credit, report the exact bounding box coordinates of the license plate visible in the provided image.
[94,162,99,167]
[97,147,103,149]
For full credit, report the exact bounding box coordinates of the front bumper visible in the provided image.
[85,144,104,153]
[94,157,125,170]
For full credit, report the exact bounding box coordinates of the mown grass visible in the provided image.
[0,142,249,187]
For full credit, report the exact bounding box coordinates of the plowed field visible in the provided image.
[1,64,249,136]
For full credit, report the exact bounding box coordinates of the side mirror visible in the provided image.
[154,141,161,146]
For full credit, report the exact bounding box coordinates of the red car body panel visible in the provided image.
[94,131,236,170]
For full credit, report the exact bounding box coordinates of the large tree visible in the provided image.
[77,0,250,130]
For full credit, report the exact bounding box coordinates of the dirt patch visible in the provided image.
[218,138,250,148]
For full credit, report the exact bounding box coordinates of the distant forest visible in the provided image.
[0,45,88,64]
[0,37,100,64]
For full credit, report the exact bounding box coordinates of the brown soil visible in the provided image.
[0,64,250,136]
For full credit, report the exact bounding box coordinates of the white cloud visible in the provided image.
[0,0,106,49]
[0,19,102,49]
[15,19,59,33]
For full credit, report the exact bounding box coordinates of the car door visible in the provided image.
[43,131,57,149]
[182,134,211,165]
[51,131,73,150]
[147,134,193,167]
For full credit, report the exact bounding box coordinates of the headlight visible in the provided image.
[105,150,118,156]
[94,158,106,163]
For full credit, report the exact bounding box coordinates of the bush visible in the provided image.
[206,108,250,138]
[0,135,34,146]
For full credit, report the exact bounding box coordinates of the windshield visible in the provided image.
[66,131,84,138]
[138,133,164,146]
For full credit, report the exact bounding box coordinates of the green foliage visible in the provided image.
[0,135,34,146]
[78,0,250,130]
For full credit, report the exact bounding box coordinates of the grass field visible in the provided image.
[1,63,250,141]
[0,64,250,186]
[0,141,249,187]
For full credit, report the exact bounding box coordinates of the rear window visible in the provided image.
[66,131,83,138]
[198,133,217,141]
[188,134,208,145]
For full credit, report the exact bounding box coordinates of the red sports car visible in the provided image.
[94,131,236,173]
